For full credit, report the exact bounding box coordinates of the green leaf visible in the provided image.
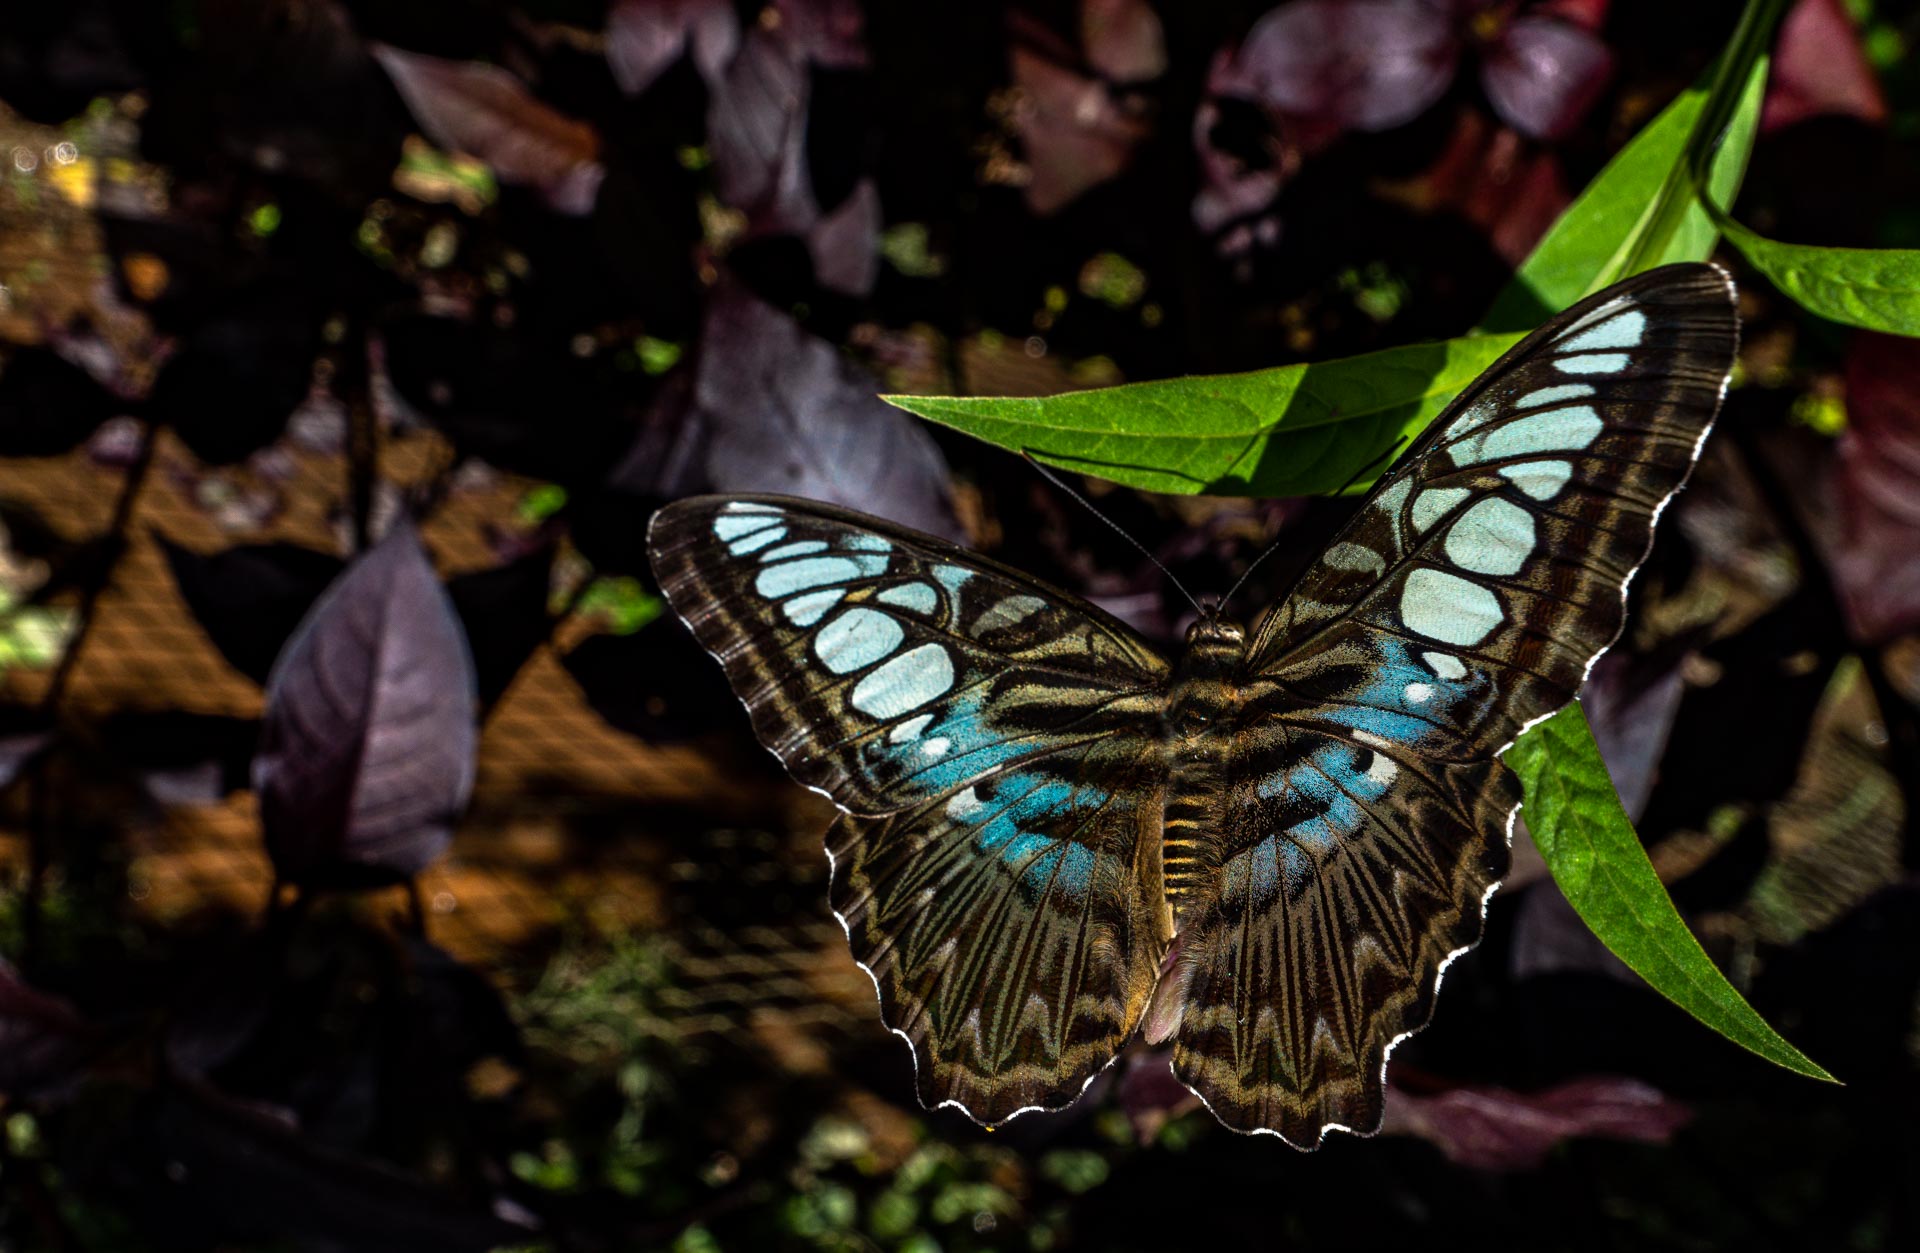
[1482,56,1770,332]
[885,333,1522,498]
[1506,705,1838,1083]
[1719,220,1920,335]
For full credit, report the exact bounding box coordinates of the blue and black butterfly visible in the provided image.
[648,263,1739,1147]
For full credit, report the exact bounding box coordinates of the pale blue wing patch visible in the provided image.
[816,607,905,675]
[1398,568,1503,647]
[1499,460,1574,501]
[850,642,956,717]
[878,582,940,614]
[1443,497,1535,576]
[1410,487,1469,533]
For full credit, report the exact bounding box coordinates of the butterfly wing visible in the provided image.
[649,495,1175,1122]
[1163,264,1739,1144]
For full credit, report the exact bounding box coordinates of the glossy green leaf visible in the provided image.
[1720,220,1920,335]
[1482,56,1770,332]
[1497,0,1833,1082]
[886,333,1522,498]
[1507,705,1838,1083]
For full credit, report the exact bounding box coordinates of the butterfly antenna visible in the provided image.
[1020,451,1205,617]
[1220,434,1409,611]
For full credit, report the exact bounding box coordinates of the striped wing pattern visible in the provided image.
[649,263,1739,1146]
[1166,264,1739,1143]
[649,496,1174,1122]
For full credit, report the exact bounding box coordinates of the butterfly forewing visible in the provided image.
[649,495,1175,1122]
[649,496,1169,816]
[1166,263,1738,1143]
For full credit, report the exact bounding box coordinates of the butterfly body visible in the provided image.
[1161,612,1253,924]
[649,264,1740,1146]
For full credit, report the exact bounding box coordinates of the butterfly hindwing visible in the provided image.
[649,495,1175,1122]
[829,735,1170,1122]
[1166,263,1739,1143]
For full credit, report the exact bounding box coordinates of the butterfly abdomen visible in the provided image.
[1161,614,1252,928]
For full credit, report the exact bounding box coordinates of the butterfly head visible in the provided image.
[1185,596,1245,647]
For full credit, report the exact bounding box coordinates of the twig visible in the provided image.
[21,419,156,972]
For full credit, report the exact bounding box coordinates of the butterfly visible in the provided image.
[647,263,1739,1147]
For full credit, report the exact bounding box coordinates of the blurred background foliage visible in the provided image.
[0,0,1917,1250]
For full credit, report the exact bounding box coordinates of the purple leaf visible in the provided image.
[1511,874,1638,982]
[0,957,91,1098]
[1513,649,1686,981]
[0,347,122,457]
[147,294,326,465]
[707,26,813,226]
[1116,1049,1200,1143]
[700,5,881,272]
[606,369,705,501]
[1190,88,1287,237]
[1581,650,1689,823]
[0,717,52,793]
[1762,0,1888,134]
[606,0,741,95]
[445,545,557,709]
[1081,0,1168,83]
[103,712,260,807]
[159,538,345,687]
[371,44,603,209]
[1008,31,1153,216]
[562,619,747,741]
[694,287,960,539]
[808,178,882,296]
[1380,1075,1691,1170]
[1234,0,1458,133]
[253,520,477,884]
[775,0,870,70]
[1480,13,1614,140]
[1826,333,1920,644]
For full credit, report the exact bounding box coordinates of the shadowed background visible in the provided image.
[0,1,1917,1250]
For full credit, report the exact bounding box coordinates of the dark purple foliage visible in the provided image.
[1762,0,1888,134]
[253,520,478,884]
[1222,0,1612,140]
[1581,649,1691,823]
[1823,333,1920,644]
[1480,12,1614,141]
[698,1,879,288]
[0,347,123,457]
[373,43,604,213]
[0,959,91,1099]
[1006,1,1165,216]
[689,286,960,539]
[158,538,345,687]
[444,543,558,709]
[1509,649,1689,982]
[145,294,328,465]
[606,0,740,97]
[1379,1075,1691,1170]
[0,708,52,794]
[377,314,641,486]
[1231,0,1459,133]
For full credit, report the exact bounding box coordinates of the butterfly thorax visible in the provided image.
[1161,612,1251,927]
